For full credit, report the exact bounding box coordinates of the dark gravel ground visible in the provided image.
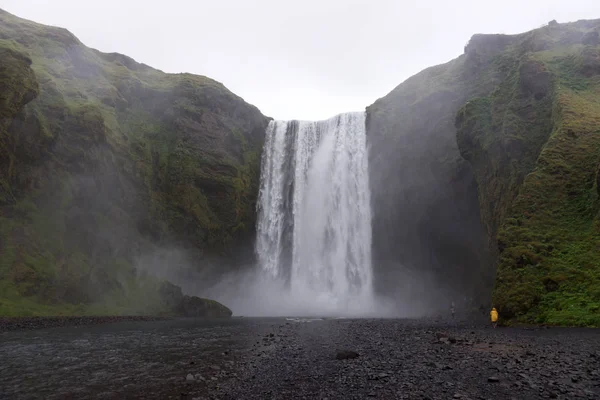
[1,317,599,400]
[0,316,169,332]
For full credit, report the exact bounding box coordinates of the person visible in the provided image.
[490,307,499,328]
[451,302,455,319]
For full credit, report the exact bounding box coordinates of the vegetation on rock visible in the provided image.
[0,9,267,316]
[368,18,600,326]
[2,8,599,326]
[455,20,600,326]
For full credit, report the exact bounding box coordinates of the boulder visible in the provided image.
[177,295,232,318]
[158,281,232,318]
[335,350,360,360]
[158,281,184,310]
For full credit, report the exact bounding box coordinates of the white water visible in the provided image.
[255,112,374,315]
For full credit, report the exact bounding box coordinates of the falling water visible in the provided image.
[255,112,373,314]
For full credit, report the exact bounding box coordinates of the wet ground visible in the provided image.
[1,317,599,399]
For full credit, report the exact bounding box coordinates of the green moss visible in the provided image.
[458,28,600,327]
[0,9,266,315]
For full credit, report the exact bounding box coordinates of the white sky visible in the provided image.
[2,0,600,120]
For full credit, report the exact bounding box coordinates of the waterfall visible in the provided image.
[255,112,373,313]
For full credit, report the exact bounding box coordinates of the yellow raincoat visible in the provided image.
[490,308,499,323]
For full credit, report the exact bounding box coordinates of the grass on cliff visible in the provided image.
[0,9,264,315]
[492,45,600,327]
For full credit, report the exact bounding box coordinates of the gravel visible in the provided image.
[1,317,598,399]
[0,316,169,332]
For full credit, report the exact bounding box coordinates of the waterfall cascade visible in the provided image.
[255,112,373,313]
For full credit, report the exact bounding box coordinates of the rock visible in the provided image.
[426,361,445,369]
[336,350,359,360]
[186,374,195,381]
[0,11,270,314]
[582,31,600,46]
[159,281,184,310]
[177,295,233,318]
[488,376,500,383]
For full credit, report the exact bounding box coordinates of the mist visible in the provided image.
[2,3,500,319]
[5,0,600,120]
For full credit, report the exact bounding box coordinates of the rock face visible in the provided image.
[455,20,600,326]
[157,281,231,317]
[0,42,39,203]
[368,18,600,326]
[178,295,233,318]
[0,9,267,314]
[366,40,497,311]
[2,7,599,326]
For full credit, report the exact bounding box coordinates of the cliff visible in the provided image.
[3,8,599,325]
[367,18,600,325]
[0,9,268,315]
[366,37,497,311]
[456,21,600,326]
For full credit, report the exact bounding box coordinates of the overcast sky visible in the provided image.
[2,0,600,120]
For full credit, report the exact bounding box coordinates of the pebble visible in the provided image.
[4,317,599,399]
[335,350,359,360]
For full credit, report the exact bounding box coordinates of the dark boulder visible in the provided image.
[178,295,232,318]
[158,281,184,310]
[336,350,360,360]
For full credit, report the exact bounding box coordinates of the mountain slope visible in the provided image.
[366,36,498,311]
[456,21,600,326]
[3,8,599,325]
[0,9,268,315]
[367,17,600,325]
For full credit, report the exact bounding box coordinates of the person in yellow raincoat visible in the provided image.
[490,307,499,328]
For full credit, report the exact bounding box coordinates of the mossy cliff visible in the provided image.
[368,19,600,326]
[3,8,599,325]
[456,21,600,326]
[0,9,268,315]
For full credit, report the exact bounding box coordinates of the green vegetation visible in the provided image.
[456,22,600,326]
[0,9,267,315]
[3,7,598,325]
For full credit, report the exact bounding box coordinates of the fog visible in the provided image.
[3,0,599,119]
[131,111,464,319]
[5,1,596,318]
[138,250,443,318]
